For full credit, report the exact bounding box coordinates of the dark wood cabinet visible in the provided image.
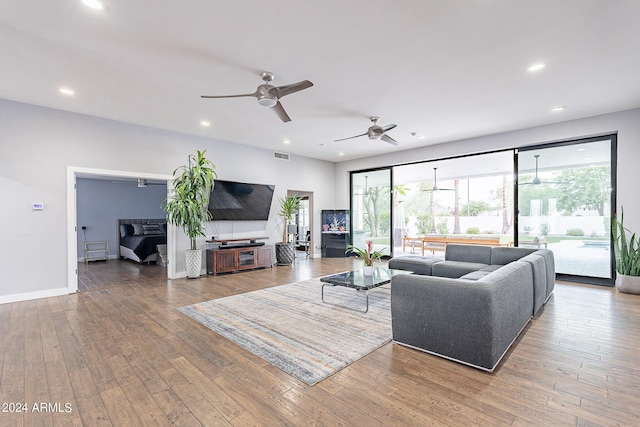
[206,244,274,276]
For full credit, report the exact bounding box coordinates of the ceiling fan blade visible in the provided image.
[381,134,399,145]
[271,101,291,122]
[381,123,397,133]
[201,92,258,99]
[334,132,368,142]
[270,80,313,99]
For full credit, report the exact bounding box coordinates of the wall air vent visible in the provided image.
[273,151,291,161]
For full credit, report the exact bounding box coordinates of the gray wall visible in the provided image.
[0,98,336,302]
[76,178,167,259]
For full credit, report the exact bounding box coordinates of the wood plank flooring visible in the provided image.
[2,258,640,426]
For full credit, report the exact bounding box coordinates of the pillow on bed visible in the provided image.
[132,223,145,235]
[143,223,164,235]
[120,224,134,237]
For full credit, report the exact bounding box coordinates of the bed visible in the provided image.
[118,218,167,264]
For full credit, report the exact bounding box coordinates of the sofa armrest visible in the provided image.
[391,261,533,371]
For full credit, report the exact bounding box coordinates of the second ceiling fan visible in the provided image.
[424,168,454,192]
[201,71,313,122]
[520,155,561,185]
[335,117,399,145]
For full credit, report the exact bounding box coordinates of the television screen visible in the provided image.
[208,180,275,221]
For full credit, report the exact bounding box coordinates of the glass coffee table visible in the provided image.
[320,267,411,313]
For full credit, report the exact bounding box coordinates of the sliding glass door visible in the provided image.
[392,152,514,256]
[349,135,616,284]
[351,169,392,257]
[516,137,615,281]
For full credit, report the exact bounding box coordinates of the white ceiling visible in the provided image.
[2,1,639,162]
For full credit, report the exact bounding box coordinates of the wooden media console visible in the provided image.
[205,237,274,275]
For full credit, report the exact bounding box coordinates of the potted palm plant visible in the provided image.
[612,208,640,294]
[164,150,216,278]
[276,194,302,265]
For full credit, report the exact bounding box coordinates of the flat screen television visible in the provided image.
[207,180,275,221]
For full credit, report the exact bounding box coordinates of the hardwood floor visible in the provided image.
[2,258,639,426]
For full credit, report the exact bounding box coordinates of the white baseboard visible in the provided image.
[0,287,71,305]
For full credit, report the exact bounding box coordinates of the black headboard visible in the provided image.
[117,218,166,256]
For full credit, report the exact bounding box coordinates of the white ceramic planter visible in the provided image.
[363,265,374,276]
[185,249,202,279]
[616,273,640,294]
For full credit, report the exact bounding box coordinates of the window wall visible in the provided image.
[349,135,616,285]
[517,137,615,280]
[392,152,514,255]
[351,169,392,257]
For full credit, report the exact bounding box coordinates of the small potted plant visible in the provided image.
[276,194,302,265]
[612,208,640,294]
[346,240,386,275]
[164,150,216,278]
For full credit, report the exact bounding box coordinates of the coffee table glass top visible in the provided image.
[320,267,409,290]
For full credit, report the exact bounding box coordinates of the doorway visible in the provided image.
[67,166,172,293]
[288,190,314,258]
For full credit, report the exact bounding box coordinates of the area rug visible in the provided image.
[179,278,391,386]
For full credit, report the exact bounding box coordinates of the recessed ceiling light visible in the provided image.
[551,106,565,112]
[283,139,291,145]
[82,0,105,10]
[199,120,210,127]
[338,152,345,157]
[527,63,546,72]
[417,135,426,140]
[59,87,75,96]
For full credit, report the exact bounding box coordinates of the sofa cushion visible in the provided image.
[432,261,489,278]
[479,265,503,273]
[459,270,491,281]
[519,253,547,316]
[388,255,442,276]
[445,244,492,264]
[532,249,555,299]
[490,246,535,265]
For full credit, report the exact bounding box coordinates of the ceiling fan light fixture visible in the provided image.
[257,95,278,107]
[82,0,104,10]
[527,62,546,72]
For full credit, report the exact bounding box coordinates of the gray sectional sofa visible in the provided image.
[389,244,555,372]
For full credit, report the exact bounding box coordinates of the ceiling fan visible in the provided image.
[201,71,313,122]
[354,176,375,197]
[423,168,454,192]
[519,155,560,185]
[334,117,399,145]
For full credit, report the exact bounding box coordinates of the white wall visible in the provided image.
[0,99,336,303]
[335,108,640,237]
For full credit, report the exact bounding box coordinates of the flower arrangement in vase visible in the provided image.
[346,240,386,275]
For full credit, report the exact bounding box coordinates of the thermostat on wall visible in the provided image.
[32,203,44,210]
